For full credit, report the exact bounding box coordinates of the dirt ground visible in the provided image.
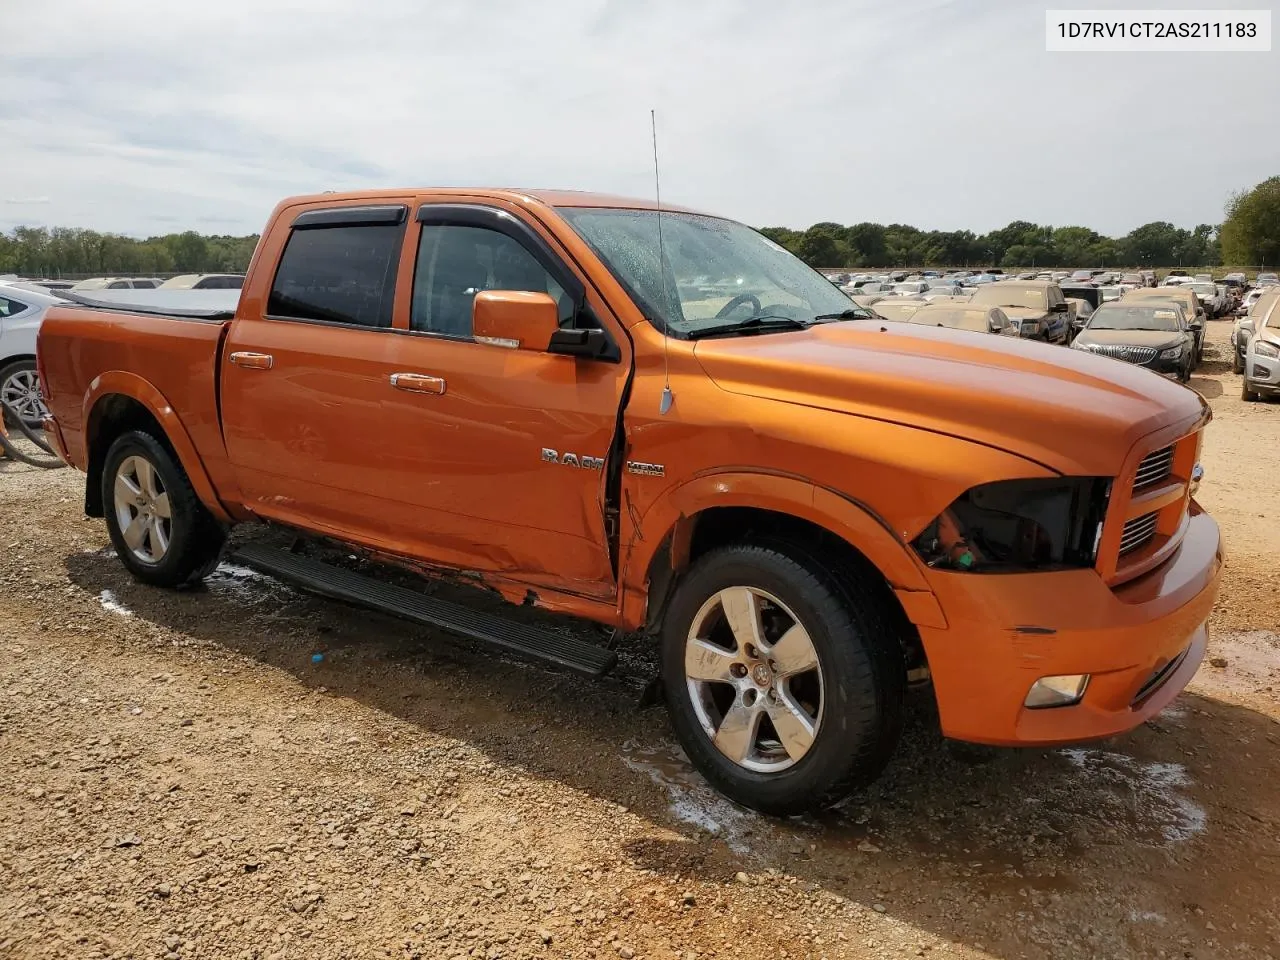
[1,322,1277,960]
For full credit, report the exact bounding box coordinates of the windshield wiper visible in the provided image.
[812,308,869,321]
[686,315,814,339]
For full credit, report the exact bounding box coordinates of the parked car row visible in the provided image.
[856,276,1210,382]
[1,273,246,294]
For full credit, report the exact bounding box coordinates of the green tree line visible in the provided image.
[762,176,1280,269]
[0,228,259,278]
[2,177,1276,275]
[759,220,1223,269]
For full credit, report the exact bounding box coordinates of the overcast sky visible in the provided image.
[2,0,1277,237]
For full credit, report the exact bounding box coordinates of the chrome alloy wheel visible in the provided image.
[112,455,172,564]
[684,586,824,773]
[0,368,47,426]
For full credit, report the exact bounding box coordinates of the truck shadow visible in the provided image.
[64,540,1280,959]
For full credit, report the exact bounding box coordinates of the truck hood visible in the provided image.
[693,320,1206,475]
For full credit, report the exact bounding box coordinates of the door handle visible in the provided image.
[389,372,446,395]
[229,352,274,370]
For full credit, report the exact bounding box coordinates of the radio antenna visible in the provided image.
[652,109,674,416]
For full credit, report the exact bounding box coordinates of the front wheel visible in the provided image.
[1232,348,1243,374]
[102,430,226,587]
[661,544,904,815]
[1242,375,1259,402]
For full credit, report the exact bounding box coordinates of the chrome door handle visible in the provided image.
[389,372,446,395]
[229,351,274,370]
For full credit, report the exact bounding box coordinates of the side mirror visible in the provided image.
[1051,302,1069,313]
[472,290,560,352]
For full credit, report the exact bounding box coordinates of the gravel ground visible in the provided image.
[1,322,1277,960]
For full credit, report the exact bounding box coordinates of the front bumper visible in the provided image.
[1245,354,1280,394]
[918,505,1221,746]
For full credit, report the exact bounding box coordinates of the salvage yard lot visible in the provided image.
[1,323,1278,960]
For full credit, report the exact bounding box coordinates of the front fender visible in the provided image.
[83,371,232,523]
[618,468,946,631]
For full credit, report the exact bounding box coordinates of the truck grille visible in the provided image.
[1094,344,1157,364]
[1133,445,1175,490]
[1119,511,1159,555]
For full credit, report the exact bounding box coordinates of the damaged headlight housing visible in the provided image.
[913,477,1111,572]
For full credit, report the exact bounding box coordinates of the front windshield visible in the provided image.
[1190,283,1216,297]
[558,208,855,335]
[970,285,1048,310]
[1088,305,1181,331]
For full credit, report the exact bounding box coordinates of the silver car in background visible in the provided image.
[1241,291,1280,401]
[1236,288,1280,377]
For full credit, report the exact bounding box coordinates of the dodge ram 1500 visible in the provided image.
[37,188,1222,814]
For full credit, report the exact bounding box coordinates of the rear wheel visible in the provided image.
[661,543,904,815]
[102,430,226,586]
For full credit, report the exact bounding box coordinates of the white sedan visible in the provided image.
[1,283,67,429]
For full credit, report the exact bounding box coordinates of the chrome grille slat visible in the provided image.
[1094,344,1158,363]
[1119,511,1159,554]
[1133,445,1175,489]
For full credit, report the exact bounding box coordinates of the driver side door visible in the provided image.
[372,201,632,600]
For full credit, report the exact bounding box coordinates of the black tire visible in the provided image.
[1232,348,1243,374]
[101,430,226,587]
[0,359,44,429]
[1178,360,1191,384]
[1242,376,1259,402]
[661,543,905,816]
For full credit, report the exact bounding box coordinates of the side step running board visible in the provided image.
[231,543,617,677]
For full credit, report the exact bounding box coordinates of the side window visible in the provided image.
[410,224,573,337]
[0,296,29,317]
[1047,287,1063,308]
[108,280,130,289]
[268,223,403,328]
[132,279,157,289]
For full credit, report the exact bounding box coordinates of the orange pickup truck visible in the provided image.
[37,189,1221,814]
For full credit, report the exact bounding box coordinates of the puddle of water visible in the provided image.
[207,562,284,602]
[98,589,133,617]
[1129,909,1167,924]
[621,740,772,856]
[1060,749,1206,844]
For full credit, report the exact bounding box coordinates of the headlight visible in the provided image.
[1255,341,1279,359]
[1020,320,1038,334]
[913,477,1111,572]
[1158,346,1183,359]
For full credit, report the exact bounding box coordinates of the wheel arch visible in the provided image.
[621,471,946,656]
[82,373,230,522]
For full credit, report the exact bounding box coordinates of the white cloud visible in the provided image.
[1,0,1276,236]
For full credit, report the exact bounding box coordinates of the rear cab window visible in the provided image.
[267,206,407,328]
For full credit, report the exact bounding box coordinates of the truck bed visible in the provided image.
[38,304,233,490]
